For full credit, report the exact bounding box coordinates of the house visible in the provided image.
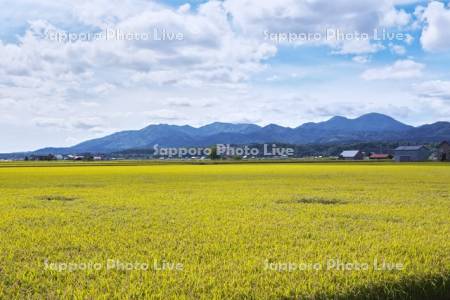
[339,150,364,160]
[394,146,430,162]
[369,153,393,160]
[438,141,450,161]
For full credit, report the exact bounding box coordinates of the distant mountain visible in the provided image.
[403,122,450,143]
[195,122,261,136]
[30,113,450,155]
[298,113,412,132]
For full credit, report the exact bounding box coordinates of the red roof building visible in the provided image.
[369,153,393,160]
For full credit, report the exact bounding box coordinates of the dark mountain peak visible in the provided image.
[143,123,193,129]
[142,124,168,130]
[141,124,182,132]
[201,122,259,128]
[328,116,348,121]
[199,122,237,131]
[264,123,285,129]
[28,113,449,155]
[356,113,397,121]
[359,112,387,117]
[324,116,350,127]
[298,112,411,132]
[198,122,260,136]
[206,121,232,126]
[180,125,196,129]
[418,121,450,127]
[402,121,450,142]
[262,124,292,138]
[263,124,292,132]
[353,113,411,131]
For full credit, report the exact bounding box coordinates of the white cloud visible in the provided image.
[224,0,410,32]
[419,1,450,52]
[0,0,279,123]
[404,33,414,45]
[335,39,385,55]
[415,80,450,100]
[0,0,418,96]
[33,116,104,130]
[361,60,424,80]
[353,56,371,64]
[224,0,412,54]
[1,1,278,89]
[389,43,406,55]
[0,0,446,152]
[178,3,191,14]
[380,7,411,27]
[391,0,425,4]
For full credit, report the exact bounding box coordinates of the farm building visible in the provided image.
[369,153,393,160]
[339,150,364,160]
[394,146,430,162]
[438,141,450,161]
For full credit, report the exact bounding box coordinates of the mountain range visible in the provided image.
[32,113,450,155]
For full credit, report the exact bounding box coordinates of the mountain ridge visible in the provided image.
[29,113,450,155]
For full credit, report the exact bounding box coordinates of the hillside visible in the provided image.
[30,113,449,154]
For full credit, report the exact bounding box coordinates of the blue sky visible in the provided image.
[1,0,450,152]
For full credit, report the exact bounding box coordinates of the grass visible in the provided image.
[0,162,449,299]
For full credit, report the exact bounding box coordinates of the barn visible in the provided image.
[339,150,364,160]
[394,146,430,162]
[438,141,450,161]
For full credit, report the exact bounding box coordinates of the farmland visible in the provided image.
[0,162,449,299]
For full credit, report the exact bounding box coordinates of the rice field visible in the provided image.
[0,162,449,299]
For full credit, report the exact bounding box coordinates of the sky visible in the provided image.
[1,0,450,152]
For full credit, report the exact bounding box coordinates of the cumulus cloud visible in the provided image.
[225,0,412,54]
[33,116,104,130]
[361,60,424,80]
[389,43,406,55]
[380,7,411,27]
[1,1,277,93]
[335,39,385,55]
[419,1,450,52]
[352,56,371,64]
[224,0,410,32]
[0,0,447,152]
[0,0,419,100]
[415,80,450,100]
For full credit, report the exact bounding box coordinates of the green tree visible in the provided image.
[209,146,219,160]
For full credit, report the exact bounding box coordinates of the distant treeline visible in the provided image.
[1,141,443,160]
[111,142,440,159]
